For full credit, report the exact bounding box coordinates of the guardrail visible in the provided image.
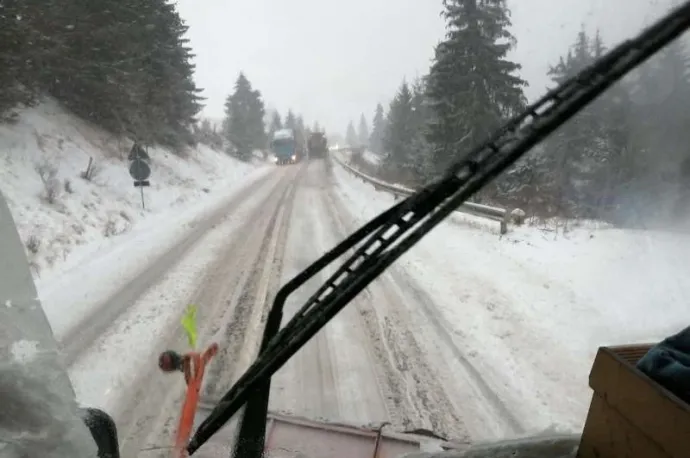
[332,152,525,234]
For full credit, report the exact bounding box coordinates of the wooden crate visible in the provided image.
[577,344,690,458]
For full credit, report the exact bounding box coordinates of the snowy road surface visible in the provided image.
[331,160,690,437]
[269,161,390,427]
[45,152,689,457]
[111,165,300,457]
[268,160,513,442]
[57,158,517,457]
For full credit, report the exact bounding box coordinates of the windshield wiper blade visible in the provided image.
[187,2,690,455]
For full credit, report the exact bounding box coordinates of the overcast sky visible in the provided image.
[175,0,675,134]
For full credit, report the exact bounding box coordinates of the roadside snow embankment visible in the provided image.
[0,99,271,338]
[362,149,381,166]
[334,151,506,234]
[332,162,690,437]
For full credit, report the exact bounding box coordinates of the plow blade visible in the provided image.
[194,400,463,457]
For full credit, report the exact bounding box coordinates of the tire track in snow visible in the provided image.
[387,266,526,436]
[320,189,468,441]
[269,160,390,426]
[202,165,299,397]
[328,160,526,438]
[114,166,302,457]
[59,170,280,367]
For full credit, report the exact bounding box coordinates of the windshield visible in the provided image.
[271,138,294,147]
[1,1,689,457]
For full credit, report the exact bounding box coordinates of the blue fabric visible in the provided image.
[637,325,690,404]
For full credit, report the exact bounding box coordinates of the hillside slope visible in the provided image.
[0,99,268,281]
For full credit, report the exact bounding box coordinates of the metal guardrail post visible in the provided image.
[501,212,509,235]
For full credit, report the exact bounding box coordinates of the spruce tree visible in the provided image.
[268,111,282,138]
[195,118,223,149]
[224,72,266,161]
[625,40,690,222]
[0,0,40,120]
[4,0,203,150]
[541,28,617,217]
[285,110,297,130]
[249,88,267,149]
[426,0,526,177]
[38,0,140,134]
[382,81,418,182]
[369,103,386,155]
[357,114,369,148]
[345,121,358,147]
[134,0,203,146]
[295,115,307,147]
[409,78,434,182]
[295,115,305,134]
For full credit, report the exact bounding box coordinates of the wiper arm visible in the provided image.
[188,2,690,455]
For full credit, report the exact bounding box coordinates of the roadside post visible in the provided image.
[128,143,151,209]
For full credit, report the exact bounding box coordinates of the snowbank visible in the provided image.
[332,162,690,436]
[334,151,505,234]
[67,195,264,413]
[362,149,381,166]
[0,99,272,338]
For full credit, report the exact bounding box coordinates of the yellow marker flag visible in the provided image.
[181,304,198,350]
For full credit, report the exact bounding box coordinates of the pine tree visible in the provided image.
[295,115,307,148]
[541,28,615,217]
[268,111,282,138]
[224,72,266,161]
[0,0,41,121]
[194,118,223,149]
[285,110,297,130]
[369,103,386,155]
[357,114,369,148]
[382,81,422,182]
[264,110,282,159]
[588,30,636,217]
[426,0,526,177]
[345,121,358,147]
[295,115,305,134]
[134,0,204,147]
[38,0,142,134]
[4,0,203,150]
[409,78,434,182]
[313,121,321,132]
[625,40,690,222]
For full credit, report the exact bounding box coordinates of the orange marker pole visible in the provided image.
[172,343,218,457]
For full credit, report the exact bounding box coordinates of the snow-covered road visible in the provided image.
[56,158,518,456]
[13,147,687,457]
[331,159,690,439]
[270,160,392,428]
[269,159,522,443]
[107,166,301,457]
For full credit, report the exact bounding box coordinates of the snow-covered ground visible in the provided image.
[5,99,689,450]
[0,99,272,339]
[68,176,281,413]
[332,160,690,436]
[362,149,381,166]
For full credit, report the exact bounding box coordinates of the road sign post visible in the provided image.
[128,143,152,209]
